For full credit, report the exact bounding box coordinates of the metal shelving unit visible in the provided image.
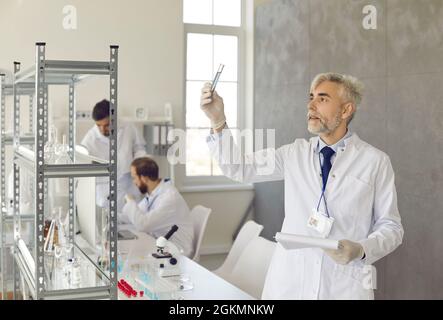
[11,42,119,300]
[0,74,35,300]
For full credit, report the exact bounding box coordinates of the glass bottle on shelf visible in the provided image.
[70,258,82,289]
[97,206,110,271]
[53,243,72,290]
[56,207,68,247]
[44,125,58,164]
[53,244,64,289]
[55,134,73,164]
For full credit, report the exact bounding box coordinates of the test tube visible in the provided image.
[211,64,225,93]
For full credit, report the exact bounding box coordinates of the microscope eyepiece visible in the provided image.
[164,225,179,240]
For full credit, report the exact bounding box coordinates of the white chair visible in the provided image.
[214,220,264,279]
[227,236,276,299]
[190,205,212,261]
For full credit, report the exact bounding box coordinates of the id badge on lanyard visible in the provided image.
[307,208,334,238]
[307,153,335,238]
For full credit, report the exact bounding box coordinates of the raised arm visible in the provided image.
[201,82,286,183]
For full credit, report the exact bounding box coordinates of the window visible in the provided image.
[183,0,241,27]
[184,0,243,180]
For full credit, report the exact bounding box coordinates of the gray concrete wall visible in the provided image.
[254,0,443,299]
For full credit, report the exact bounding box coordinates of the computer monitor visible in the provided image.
[75,177,98,249]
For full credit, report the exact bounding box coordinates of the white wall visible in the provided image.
[0,0,254,254]
[0,0,185,123]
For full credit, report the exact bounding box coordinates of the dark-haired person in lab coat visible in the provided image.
[200,72,403,300]
[80,99,147,211]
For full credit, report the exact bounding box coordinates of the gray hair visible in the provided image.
[310,72,364,124]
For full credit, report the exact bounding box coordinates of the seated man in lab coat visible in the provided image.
[200,72,404,300]
[80,99,147,211]
[120,157,194,258]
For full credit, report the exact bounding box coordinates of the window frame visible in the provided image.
[180,0,249,188]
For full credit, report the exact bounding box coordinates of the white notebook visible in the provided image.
[275,232,339,250]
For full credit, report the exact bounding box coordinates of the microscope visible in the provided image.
[151,225,181,277]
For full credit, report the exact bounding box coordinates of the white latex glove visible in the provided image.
[200,82,226,130]
[324,239,365,265]
[124,194,135,203]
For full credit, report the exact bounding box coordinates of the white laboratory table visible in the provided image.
[117,227,254,300]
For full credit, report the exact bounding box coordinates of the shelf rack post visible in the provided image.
[108,45,119,300]
[12,61,22,300]
[34,42,47,299]
[0,73,5,299]
[68,82,76,245]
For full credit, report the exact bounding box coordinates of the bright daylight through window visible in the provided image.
[184,0,242,177]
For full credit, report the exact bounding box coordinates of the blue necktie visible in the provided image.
[320,146,335,190]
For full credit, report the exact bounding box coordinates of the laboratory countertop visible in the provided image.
[116,226,255,300]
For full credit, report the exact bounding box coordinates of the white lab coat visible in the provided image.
[207,130,404,300]
[120,179,194,258]
[80,122,147,211]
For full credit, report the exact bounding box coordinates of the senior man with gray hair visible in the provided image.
[200,72,404,300]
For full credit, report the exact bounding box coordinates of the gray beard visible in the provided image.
[308,114,342,135]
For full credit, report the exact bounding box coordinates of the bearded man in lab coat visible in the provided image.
[81,99,147,211]
[200,72,404,300]
[120,157,194,258]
